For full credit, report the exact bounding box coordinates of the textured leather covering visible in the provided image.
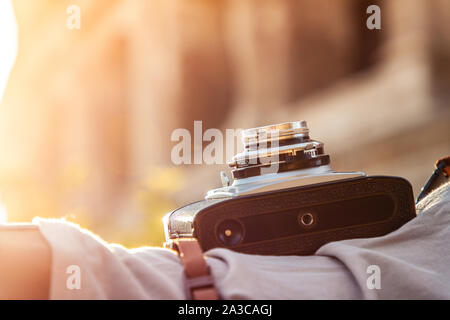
[169,176,416,256]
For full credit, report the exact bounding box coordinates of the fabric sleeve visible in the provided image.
[34,183,450,299]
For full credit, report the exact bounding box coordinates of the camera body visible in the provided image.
[164,122,416,255]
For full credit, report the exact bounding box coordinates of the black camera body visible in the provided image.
[164,122,416,255]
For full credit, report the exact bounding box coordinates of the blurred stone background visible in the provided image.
[0,0,449,247]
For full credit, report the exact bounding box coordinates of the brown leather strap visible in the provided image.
[171,238,220,300]
[437,156,450,176]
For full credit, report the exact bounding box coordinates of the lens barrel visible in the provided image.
[229,121,330,179]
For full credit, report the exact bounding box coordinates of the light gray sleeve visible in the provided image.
[34,218,186,299]
[315,182,450,299]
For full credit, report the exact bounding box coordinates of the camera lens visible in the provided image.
[229,121,330,179]
[217,219,244,246]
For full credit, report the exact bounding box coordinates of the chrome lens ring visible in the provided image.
[242,121,309,147]
[230,121,330,179]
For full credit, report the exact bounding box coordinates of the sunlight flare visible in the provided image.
[0,0,18,100]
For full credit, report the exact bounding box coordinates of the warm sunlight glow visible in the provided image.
[0,0,18,100]
[0,203,8,224]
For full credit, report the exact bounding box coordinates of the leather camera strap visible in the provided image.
[172,238,220,300]
[417,156,450,203]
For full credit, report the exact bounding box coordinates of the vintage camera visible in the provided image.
[164,121,416,256]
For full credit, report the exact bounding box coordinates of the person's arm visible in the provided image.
[0,225,51,299]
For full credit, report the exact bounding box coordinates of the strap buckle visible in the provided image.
[169,238,220,300]
[184,273,215,300]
